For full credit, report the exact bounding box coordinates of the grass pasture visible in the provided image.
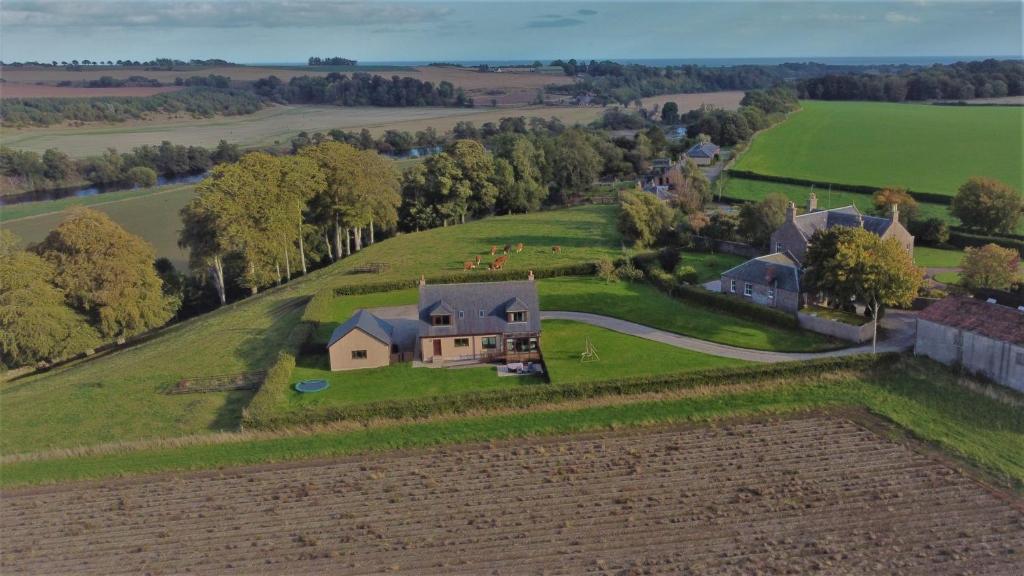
[733,100,1024,196]
[914,246,966,268]
[0,206,623,455]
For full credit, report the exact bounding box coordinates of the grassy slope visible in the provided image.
[734,101,1024,195]
[0,206,624,455]
[3,359,1020,488]
[914,246,966,268]
[4,184,197,270]
[538,276,835,351]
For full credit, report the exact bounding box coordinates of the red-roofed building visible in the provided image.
[914,297,1024,391]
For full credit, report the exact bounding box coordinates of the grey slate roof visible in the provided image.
[418,280,541,338]
[327,309,393,348]
[721,252,801,293]
[793,205,893,239]
[686,142,720,158]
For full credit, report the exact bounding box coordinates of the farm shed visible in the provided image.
[327,309,394,371]
[684,142,720,166]
[914,297,1024,391]
[720,252,802,313]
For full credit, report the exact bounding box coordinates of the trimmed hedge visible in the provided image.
[631,252,800,330]
[241,322,312,428]
[333,262,599,296]
[242,354,898,429]
[727,170,953,206]
[948,230,1024,256]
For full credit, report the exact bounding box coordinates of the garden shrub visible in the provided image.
[674,265,699,285]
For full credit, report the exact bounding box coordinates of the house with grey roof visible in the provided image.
[720,252,802,312]
[327,309,395,371]
[770,193,914,264]
[418,275,541,364]
[684,142,720,166]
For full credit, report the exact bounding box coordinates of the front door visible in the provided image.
[433,339,442,357]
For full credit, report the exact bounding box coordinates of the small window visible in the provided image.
[432,315,450,326]
[352,350,368,360]
[767,283,775,300]
[479,309,485,318]
[744,282,753,297]
[730,279,736,293]
[775,242,784,253]
[508,311,527,323]
[458,310,464,319]
[481,336,497,350]
[454,338,470,348]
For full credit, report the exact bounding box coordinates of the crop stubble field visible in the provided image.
[2,413,1021,575]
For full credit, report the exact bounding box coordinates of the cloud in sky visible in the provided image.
[578,9,598,16]
[2,1,453,29]
[884,11,922,24]
[525,17,585,29]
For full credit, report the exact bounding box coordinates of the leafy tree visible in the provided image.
[211,139,241,164]
[41,148,74,181]
[661,101,679,124]
[738,193,789,248]
[666,158,710,214]
[871,187,918,225]
[34,208,176,338]
[951,177,1023,234]
[960,243,1020,291]
[803,227,923,351]
[179,195,230,304]
[618,191,674,247]
[0,231,100,367]
[125,165,157,187]
[490,134,547,214]
[446,139,496,219]
[549,129,601,203]
[907,217,950,246]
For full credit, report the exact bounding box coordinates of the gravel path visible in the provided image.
[541,310,917,363]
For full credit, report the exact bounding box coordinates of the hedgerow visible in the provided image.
[726,170,952,205]
[332,262,598,296]
[241,322,311,428]
[242,353,897,429]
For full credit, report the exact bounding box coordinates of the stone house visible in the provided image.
[769,194,914,264]
[418,276,541,365]
[914,297,1024,391]
[684,142,720,166]
[327,309,396,371]
[720,252,802,313]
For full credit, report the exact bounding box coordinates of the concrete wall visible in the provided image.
[420,334,501,363]
[719,275,801,313]
[328,329,391,371]
[915,320,1024,392]
[797,312,874,343]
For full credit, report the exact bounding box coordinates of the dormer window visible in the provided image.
[507,311,527,323]
[432,314,451,326]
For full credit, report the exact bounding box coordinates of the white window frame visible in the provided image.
[775,242,784,253]
[458,310,464,319]
[730,279,736,293]
[744,282,753,297]
[453,338,470,348]
[767,283,776,300]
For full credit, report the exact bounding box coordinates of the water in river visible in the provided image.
[0,172,207,206]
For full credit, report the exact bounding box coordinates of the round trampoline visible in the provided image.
[294,379,329,393]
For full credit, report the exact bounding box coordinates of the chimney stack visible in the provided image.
[807,192,818,213]
[528,270,535,282]
[786,201,796,222]
[419,274,426,287]
[889,203,899,222]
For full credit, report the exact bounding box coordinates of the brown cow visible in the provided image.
[463,261,476,270]
[475,255,482,265]
[515,242,524,253]
[503,244,511,255]
[490,245,497,256]
[491,255,509,270]
[552,245,562,254]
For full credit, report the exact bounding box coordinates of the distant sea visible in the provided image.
[248,56,1018,68]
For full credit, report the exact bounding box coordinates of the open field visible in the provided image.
[915,246,966,268]
[0,206,624,455]
[538,276,835,351]
[1,104,605,157]
[0,84,185,99]
[639,90,744,111]
[3,183,196,270]
[3,412,1021,575]
[733,100,1024,195]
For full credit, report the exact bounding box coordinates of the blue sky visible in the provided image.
[2,1,1021,63]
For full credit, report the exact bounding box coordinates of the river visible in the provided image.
[0,172,208,206]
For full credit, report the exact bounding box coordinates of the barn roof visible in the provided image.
[418,280,540,337]
[721,252,801,293]
[327,309,393,348]
[793,205,894,239]
[918,296,1024,345]
[686,142,720,158]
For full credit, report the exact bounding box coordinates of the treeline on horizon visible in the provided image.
[0,58,235,69]
[796,59,1023,101]
[252,73,473,107]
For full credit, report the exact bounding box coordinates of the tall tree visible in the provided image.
[34,208,176,338]
[960,243,1020,291]
[0,231,100,367]
[276,155,327,276]
[618,191,675,247]
[491,134,547,214]
[446,139,496,220]
[738,193,789,248]
[550,129,601,203]
[951,177,1023,234]
[301,141,367,258]
[872,187,918,225]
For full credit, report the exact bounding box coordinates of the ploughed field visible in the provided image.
[3,414,1022,575]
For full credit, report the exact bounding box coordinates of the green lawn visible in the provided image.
[675,251,746,282]
[734,100,1024,196]
[914,246,966,268]
[542,319,745,383]
[311,288,418,344]
[933,271,962,285]
[538,276,836,352]
[0,205,625,456]
[3,358,1021,490]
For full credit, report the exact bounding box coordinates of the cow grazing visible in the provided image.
[475,255,482,265]
[515,242,524,253]
[552,245,562,254]
[491,255,509,270]
[490,245,497,256]
[503,244,511,255]
[464,261,476,270]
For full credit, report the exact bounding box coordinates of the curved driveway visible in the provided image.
[540,310,917,363]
